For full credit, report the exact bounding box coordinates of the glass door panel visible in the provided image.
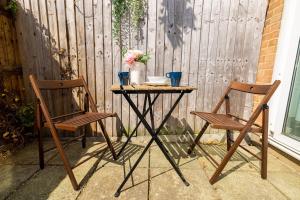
[283,40,300,141]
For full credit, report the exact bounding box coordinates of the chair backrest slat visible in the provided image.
[230,81,272,95]
[38,79,84,89]
[29,74,97,119]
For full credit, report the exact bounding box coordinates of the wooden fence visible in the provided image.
[14,0,268,136]
[0,10,24,100]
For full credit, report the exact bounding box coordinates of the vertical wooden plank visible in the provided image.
[84,0,96,135]
[170,0,183,120]
[187,0,204,131]
[66,0,80,111]
[221,0,240,117]
[203,0,222,135]
[103,0,113,136]
[75,0,87,80]
[75,0,86,112]
[112,41,121,137]
[38,0,55,114]
[231,0,249,116]
[154,0,165,128]
[203,0,221,118]
[0,16,5,67]
[56,0,71,118]
[47,0,62,115]
[120,12,130,136]
[213,0,231,115]
[94,0,106,123]
[112,5,122,137]
[146,0,157,76]
[21,0,36,100]
[39,0,53,80]
[30,0,43,79]
[244,0,268,117]
[240,0,256,118]
[146,0,157,132]
[2,16,14,67]
[162,0,175,126]
[1,15,9,67]
[15,0,31,101]
[195,0,213,132]
[0,16,7,67]
[129,15,138,136]
[137,0,148,136]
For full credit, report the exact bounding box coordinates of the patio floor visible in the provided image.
[1,137,300,200]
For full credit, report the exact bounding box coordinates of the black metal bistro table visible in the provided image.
[111,84,196,197]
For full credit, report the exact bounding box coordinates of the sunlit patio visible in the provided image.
[1,137,300,200]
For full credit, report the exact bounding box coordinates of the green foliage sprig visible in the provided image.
[136,53,150,65]
[128,0,145,29]
[112,0,146,47]
[4,0,18,16]
[112,0,128,40]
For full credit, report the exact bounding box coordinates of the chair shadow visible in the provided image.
[156,117,261,182]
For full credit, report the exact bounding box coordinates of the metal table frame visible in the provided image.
[113,87,192,197]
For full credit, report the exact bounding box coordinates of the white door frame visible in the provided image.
[269,0,300,160]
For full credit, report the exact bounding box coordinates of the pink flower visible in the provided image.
[125,53,136,65]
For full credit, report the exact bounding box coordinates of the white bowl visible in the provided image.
[147,76,169,83]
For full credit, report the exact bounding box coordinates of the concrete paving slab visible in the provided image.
[149,168,220,200]
[212,171,288,200]
[47,140,107,166]
[2,138,300,200]
[7,155,102,200]
[0,141,56,165]
[149,143,203,169]
[190,144,262,173]
[98,141,149,169]
[0,165,39,200]
[268,171,300,200]
[78,167,149,200]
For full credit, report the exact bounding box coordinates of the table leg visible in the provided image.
[114,92,189,197]
[147,94,155,129]
[116,94,160,158]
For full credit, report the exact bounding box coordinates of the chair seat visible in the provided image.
[44,112,116,131]
[191,111,261,132]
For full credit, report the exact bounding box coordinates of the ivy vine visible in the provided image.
[112,0,146,48]
[4,0,18,16]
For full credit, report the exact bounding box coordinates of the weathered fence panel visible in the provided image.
[0,11,24,100]
[14,0,268,136]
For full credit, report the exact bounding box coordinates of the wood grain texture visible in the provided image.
[13,0,268,135]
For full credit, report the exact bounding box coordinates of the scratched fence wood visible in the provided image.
[14,0,268,136]
[0,11,24,100]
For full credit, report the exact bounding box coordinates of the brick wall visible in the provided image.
[254,0,284,119]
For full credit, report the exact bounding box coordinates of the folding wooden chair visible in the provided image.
[29,74,118,190]
[188,80,281,184]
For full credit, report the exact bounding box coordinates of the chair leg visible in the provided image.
[261,107,269,179]
[36,103,44,169]
[188,122,209,154]
[98,120,117,160]
[226,130,232,151]
[37,126,44,169]
[82,126,87,149]
[51,130,79,190]
[261,130,268,179]
[209,130,247,184]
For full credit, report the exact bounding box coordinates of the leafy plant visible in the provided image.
[112,0,146,47]
[4,0,18,16]
[112,0,128,40]
[17,104,34,128]
[136,53,150,65]
[0,88,34,150]
[127,0,145,29]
